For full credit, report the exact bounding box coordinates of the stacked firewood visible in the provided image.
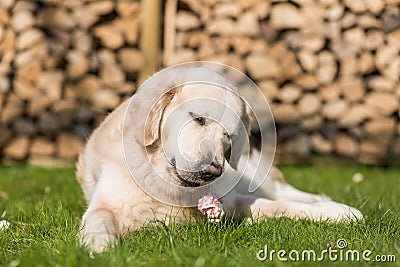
[0,0,141,164]
[165,0,400,164]
[1,0,400,164]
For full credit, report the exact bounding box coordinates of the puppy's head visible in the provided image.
[144,83,251,187]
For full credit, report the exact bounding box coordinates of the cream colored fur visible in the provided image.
[77,67,362,253]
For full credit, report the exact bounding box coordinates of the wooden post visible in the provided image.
[163,0,177,66]
[138,0,162,85]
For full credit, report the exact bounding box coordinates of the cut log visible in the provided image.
[27,95,51,117]
[300,115,323,131]
[36,71,64,101]
[176,11,201,31]
[382,58,400,81]
[272,104,300,124]
[186,31,206,48]
[237,11,260,36]
[1,94,23,123]
[300,35,325,51]
[116,1,140,17]
[320,84,340,101]
[3,136,30,160]
[343,27,366,49]
[38,112,60,134]
[30,137,56,156]
[278,84,301,103]
[37,7,75,30]
[67,50,89,79]
[0,76,9,93]
[364,30,385,51]
[74,75,101,101]
[317,64,337,85]
[359,52,375,74]
[270,43,301,79]
[16,61,41,82]
[364,118,396,141]
[14,43,47,67]
[13,78,39,100]
[115,16,140,45]
[91,89,120,110]
[368,76,395,91]
[360,139,387,155]
[258,80,278,100]
[338,105,379,126]
[207,19,236,36]
[271,3,305,29]
[94,24,124,50]
[118,48,143,73]
[0,0,14,9]
[294,74,319,90]
[99,62,125,87]
[365,92,399,116]
[359,14,383,28]
[52,99,77,128]
[88,1,114,16]
[168,48,197,65]
[214,3,240,17]
[341,12,357,29]
[311,133,333,154]
[13,118,37,136]
[282,134,310,156]
[326,4,344,21]
[298,50,317,72]
[335,134,359,157]
[297,94,321,116]
[11,9,35,32]
[72,30,92,54]
[16,28,44,50]
[375,44,399,72]
[322,100,348,120]
[339,77,365,102]
[364,0,385,15]
[340,56,358,76]
[72,6,99,29]
[0,126,11,147]
[56,133,83,159]
[244,53,282,80]
[343,0,366,13]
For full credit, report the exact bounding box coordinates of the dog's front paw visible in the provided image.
[79,208,118,253]
[316,201,363,222]
[79,229,116,253]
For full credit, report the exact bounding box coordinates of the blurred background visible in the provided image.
[0,0,399,165]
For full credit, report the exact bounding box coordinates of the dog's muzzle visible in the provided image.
[171,158,223,186]
[199,162,223,181]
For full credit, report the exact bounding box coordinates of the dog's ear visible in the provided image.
[144,86,181,146]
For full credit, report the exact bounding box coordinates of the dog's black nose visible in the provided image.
[200,162,223,180]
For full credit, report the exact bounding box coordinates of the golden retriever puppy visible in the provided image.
[77,66,362,252]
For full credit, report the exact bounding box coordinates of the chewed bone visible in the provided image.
[198,195,225,223]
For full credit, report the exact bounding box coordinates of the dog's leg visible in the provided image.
[237,150,330,203]
[223,161,362,222]
[233,194,363,222]
[79,205,119,253]
[78,164,136,253]
[250,166,331,202]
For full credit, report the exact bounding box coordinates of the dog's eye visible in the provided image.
[189,112,206,126]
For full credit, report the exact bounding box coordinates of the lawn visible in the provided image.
[0,163,399,266]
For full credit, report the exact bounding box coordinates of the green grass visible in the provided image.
[0,163,399,266]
